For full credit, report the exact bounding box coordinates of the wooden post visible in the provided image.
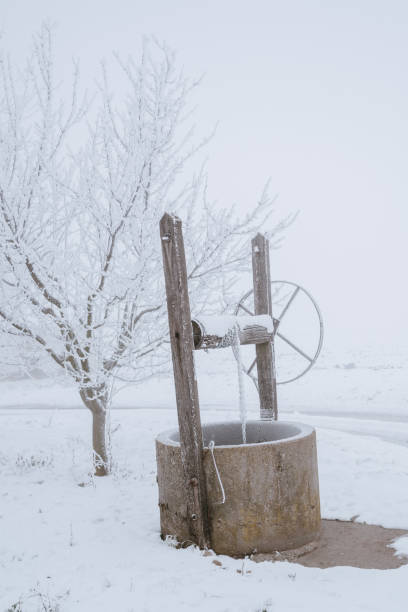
[251,233,278,420]
[160,213,210,549]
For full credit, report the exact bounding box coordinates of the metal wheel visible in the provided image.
[233,280,324,386]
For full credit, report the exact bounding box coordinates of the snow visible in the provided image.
[1,346,408,611]
[392,536,408,557]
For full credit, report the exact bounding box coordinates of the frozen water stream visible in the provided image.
[232,323,247,444]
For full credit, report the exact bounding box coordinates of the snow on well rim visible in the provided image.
[156,420,314,448]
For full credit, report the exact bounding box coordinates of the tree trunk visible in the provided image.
[91,409,109,476]
[79,386,110,477]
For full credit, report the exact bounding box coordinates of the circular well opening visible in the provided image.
[168,420,303,447]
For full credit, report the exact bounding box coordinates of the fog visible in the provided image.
[2,0,407,353]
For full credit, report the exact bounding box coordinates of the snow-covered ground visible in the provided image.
[1,346,408,611]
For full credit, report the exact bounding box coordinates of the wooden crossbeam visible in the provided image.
[192,316,274,350]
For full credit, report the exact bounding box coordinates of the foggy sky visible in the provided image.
[2,0,408,353]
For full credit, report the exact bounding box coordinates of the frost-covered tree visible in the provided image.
[0,25,292,475]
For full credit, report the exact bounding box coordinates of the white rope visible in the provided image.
[208,440,226,505]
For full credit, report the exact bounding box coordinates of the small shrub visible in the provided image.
[15,453,54,471]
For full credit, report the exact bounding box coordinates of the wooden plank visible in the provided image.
[251,233,278,420]
[160,213,210,549]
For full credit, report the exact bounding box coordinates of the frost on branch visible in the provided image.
[0,25,293,474]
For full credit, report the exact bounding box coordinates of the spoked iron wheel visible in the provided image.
[234,280,324,387]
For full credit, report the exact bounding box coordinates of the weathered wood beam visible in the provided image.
[252,233,278,420]
[160,213,210,549]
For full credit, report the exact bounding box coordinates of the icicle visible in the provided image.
[233,322,247,444]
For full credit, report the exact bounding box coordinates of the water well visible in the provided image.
[158,215,323,554]
[156,420,320,556]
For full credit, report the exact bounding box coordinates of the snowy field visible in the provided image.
[1,346,408,611]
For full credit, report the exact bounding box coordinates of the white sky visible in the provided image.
[2,0,408,354]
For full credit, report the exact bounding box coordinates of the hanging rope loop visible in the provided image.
[208,440,226,505]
